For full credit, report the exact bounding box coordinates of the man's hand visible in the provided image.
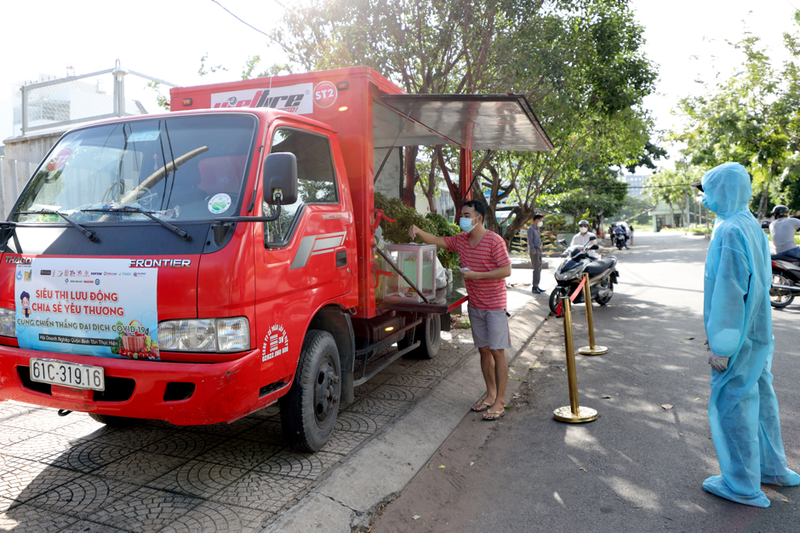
[408,225,447,248]
[460,268,478,280]
[708,352,729,371]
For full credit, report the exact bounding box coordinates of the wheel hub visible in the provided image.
[313,358,339,426]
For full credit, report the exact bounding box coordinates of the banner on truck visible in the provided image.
[211,83,313,114]
[15,258,160,360]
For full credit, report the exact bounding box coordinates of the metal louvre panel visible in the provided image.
[378,94,554,152]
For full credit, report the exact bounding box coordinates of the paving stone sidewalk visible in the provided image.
[0,276,544,532]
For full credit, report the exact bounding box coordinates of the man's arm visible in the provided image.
[409,224,448,248]
[461,263,512,281]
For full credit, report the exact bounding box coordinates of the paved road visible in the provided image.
[373,231,800,532]
[0,260,550,532]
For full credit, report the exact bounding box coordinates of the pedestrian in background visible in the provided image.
[693,162,800,508]
[527,214,545,294]
[409,200,512,421]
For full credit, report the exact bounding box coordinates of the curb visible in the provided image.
[265,291,552,532]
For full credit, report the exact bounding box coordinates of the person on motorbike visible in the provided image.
[570,220,600,259]
[769,205,800,259]
[613,224,629,249]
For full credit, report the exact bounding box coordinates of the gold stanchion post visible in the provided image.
[553,294,599,423]
[579,273,608,356]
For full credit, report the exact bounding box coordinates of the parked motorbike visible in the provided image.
[770,252,800,308]
[549,239,620,314]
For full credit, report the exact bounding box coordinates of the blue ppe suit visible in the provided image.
[701,162,800,507]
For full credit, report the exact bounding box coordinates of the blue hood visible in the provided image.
[701,162,752,219]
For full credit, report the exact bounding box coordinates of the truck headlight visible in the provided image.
[0,308,16,337]
[158,317,250,352]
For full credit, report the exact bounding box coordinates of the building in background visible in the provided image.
[1,63,174,218]
[620,174,648,199]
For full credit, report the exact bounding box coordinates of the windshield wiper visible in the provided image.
[18,210,98,242]
[82,206,190,241]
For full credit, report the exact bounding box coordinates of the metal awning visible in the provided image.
[375,94,554,152]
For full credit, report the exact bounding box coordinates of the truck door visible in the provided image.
[253,126,354,380]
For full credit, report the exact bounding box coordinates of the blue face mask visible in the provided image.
[459,217,477,233]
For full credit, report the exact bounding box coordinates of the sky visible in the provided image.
[2,0,800,170]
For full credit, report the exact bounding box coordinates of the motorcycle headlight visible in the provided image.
[0,308,16,337]
[555,263,583,281]
[158,317,250,353]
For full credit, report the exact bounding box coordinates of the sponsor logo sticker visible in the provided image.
[208,193,232,215]
[210,83,313,114]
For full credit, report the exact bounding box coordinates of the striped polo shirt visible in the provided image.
[443,231,511,310]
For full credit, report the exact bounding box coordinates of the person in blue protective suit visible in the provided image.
[692,162,800,508]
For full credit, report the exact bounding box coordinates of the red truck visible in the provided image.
[0,67,552,451]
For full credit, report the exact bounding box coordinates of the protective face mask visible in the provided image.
[459,217,477,233]
[537,221,543,228]
[579,227,588,234]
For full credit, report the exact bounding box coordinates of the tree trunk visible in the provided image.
[402,146,418,208]
[757,180,770,221]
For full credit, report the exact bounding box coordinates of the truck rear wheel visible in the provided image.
[280,330,341,452]
[399,314,441,359]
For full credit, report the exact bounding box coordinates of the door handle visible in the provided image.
[336,249,347,268]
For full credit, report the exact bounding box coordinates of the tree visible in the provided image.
[263,0,659,247]
[644,165,703,227]
[674,13,800,217]
[537,163,629,230]
[615,194,656,224]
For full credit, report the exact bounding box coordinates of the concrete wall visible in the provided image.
[0,131,64,217]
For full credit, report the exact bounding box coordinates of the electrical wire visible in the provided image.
[211,0,282,37]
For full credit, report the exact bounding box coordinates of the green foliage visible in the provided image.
[198,53,228,77]
[615,195,655,224]
[145,82,170,111]
[266,0,661,248]
[643,166,703,228]
[538,164,628,227]
[374,193,460,269]
[673,15,800,216]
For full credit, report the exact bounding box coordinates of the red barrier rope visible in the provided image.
[570,276,587,303]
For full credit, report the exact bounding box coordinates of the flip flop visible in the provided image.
[471,401,492,413]
[483,409,505,421]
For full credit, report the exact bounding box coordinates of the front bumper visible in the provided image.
[0,346,290,425]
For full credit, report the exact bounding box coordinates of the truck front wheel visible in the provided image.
[280,330,341,452]
[399,314,441,359]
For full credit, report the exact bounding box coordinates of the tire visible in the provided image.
[88,413,136,427]
[400,315,441,359]
[595,279,613,306]
[549,287,568,314]
[615,239,623,250]
[770,271,795,308]
[280,330,341,452]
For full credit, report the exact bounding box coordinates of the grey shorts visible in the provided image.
[468,306,511,350]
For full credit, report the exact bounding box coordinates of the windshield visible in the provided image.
[13,114,257,223]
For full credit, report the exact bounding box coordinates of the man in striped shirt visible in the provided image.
[409,201,512,421]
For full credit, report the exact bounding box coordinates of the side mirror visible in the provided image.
[263,153,298,205]
[558,239,567,246]
[589,244,599,250]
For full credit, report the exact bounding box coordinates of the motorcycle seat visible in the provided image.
[584,258,616,275]
[772,253,800,263]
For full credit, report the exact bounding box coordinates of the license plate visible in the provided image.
[29,359,105,391]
